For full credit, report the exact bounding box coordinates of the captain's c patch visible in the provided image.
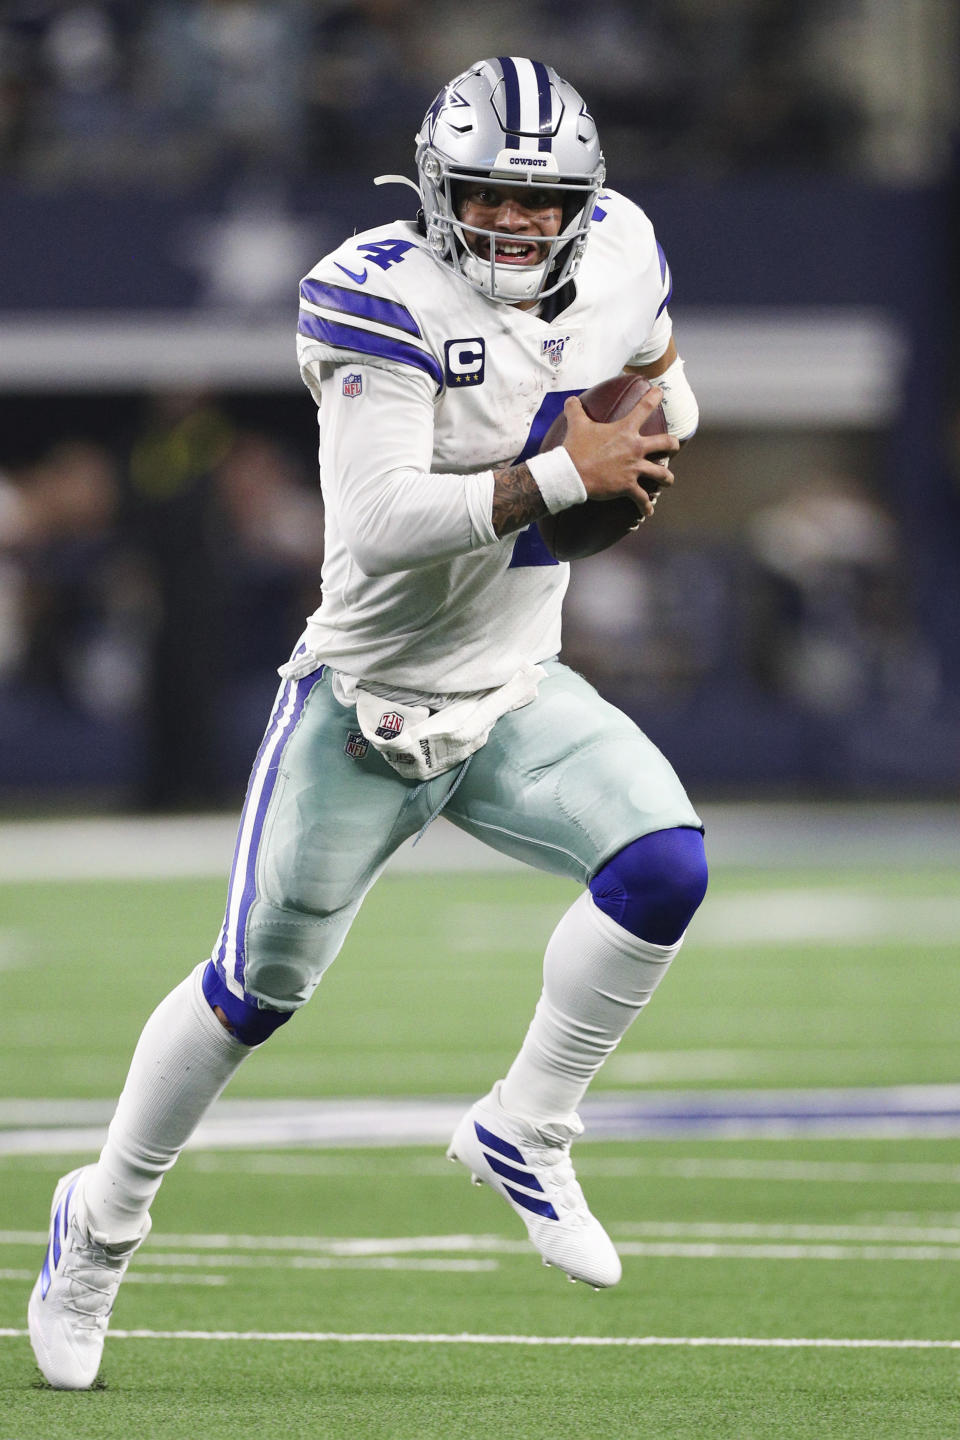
[444,337,485,387]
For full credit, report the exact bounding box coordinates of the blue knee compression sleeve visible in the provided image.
[201,961,294,1046]
[589,827,708,945]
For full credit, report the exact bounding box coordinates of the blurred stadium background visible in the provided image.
[0,0,958,808]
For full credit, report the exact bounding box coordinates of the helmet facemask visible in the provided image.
[418,154,601,303]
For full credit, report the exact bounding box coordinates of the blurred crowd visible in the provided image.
[0,392,941,802]
[561,465,940,738]
[0,398,323,805]
[0,0,954,188]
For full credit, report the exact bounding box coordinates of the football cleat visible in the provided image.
[28,1166,150,1389]
[447,1083,622,1289]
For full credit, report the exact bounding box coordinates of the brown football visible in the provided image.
[537,374,669,561]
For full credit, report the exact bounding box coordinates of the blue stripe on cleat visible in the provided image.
[485,1153,545,1191]
[503,1184,559,1221]
[473,1121,525,1164]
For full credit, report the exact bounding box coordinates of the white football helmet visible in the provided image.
[414,57,605,304]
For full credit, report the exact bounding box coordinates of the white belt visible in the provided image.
[343,663,545,781]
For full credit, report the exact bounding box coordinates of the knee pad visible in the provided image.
[201,961,294,1047]
[589,827,708,946]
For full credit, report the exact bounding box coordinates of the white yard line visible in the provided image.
[616,1220,960,1242]
[0,1230,516,1252]
[0,1253,493,1275]
[182,1152,960,1184]
[89,1242,960,1265]
[4,1226,960,1264]
[134,1253,497,1273]
[612,1242,960,1261]
[0,1268,224,1286]
[0,1327,956,1349]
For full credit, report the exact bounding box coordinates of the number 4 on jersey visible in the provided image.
[509,388,583,569]
[335,239,416,285]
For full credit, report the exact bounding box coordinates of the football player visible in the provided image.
[29,56,707,1389]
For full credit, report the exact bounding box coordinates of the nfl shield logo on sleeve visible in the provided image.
[342,372,363,398]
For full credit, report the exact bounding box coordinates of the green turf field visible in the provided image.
[1,848,958,1437]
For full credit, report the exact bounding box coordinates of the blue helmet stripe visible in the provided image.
[299,278,422,338]
[503,1183,560,1221]
[497,55,522,147]
[532,59,553,151]
[297,312,443,389]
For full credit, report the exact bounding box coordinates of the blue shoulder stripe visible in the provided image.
[299,278,422,338]
[656,271,674,318]
[297,312,443,389]
[655,241,673,317]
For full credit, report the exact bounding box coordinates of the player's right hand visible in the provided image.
[561,390,678,518]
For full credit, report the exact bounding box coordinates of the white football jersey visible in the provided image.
[296,186,674,695]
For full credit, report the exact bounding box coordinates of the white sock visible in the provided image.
[499,890,683,1125]
[83,962,248,1240]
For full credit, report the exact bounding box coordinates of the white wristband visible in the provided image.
[654,354,700,441]
[526,446,588,514]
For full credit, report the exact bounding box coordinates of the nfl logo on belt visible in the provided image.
[344,730,369,759]
[375,711,404,739]
[342,372,363,398]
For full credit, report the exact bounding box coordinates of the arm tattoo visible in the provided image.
[491,463,550,538]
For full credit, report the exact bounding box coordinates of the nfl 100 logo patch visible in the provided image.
[344,730,369,759]
[541,336,569,368]
[342,372,363,398]
[374,710,404,739]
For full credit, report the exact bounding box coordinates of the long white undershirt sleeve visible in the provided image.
[306,358,498,577]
